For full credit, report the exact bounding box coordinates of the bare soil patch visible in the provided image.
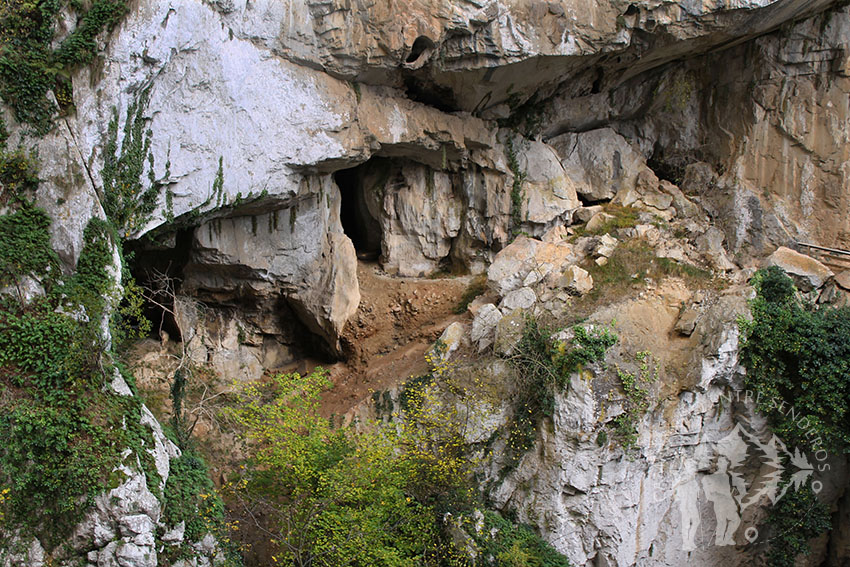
[318,261,472,416]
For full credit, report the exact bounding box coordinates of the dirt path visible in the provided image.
[127,261,476,460]
[317,261,472,416]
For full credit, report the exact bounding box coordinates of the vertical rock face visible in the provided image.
[541,3,850,256]
[4,0,850,563]
[480,285,848,567]
[734,10,850,249]
[182,175,359,352]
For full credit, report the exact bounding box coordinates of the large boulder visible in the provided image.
[487,236,576,297]
[550,128,646,202]
[514,140,581,228]
[471,304,503,351]
[561,265,594,296]
[765,246,834,292]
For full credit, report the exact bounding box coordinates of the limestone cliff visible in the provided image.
[2,0,850,565]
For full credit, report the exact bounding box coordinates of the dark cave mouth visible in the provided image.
[124,228,194,343]
[334,162,384,260]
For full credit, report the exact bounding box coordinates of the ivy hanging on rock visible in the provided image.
[0,0,128,133]
[101,84,170,236]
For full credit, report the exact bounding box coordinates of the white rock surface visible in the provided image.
[471,304,503,352]
[551,128,646,202]
[487,236,575,297]
[515,140,581,228]
[494,310,526,356]
[484,289,817,567]
[499,287,537,313]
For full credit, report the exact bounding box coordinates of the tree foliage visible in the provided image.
[226,362,573,567]
[226,369,443,566]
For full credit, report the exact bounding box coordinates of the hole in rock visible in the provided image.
[124,228,194,342]
[591,67,604,94]
[405,35,435,64]
[334,162,384,261]
[403,74,460,113]
[648,141,693,186]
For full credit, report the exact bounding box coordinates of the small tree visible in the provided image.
[225,370,446,567]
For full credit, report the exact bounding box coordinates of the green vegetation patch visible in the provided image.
[609,351,658,449]
[225,361,574,567]
[0,372,161,546]
[739,266,850,563]
[0,202,160,548]
[0,146,39,197]
[0,0,128,133]
[227,369,443,566]
[505,136,527,235]
[161,450,224,547]
[467,510,571,567]
[574,204,639,237]
[584,240,712,307]
[0,200,57,286]
[763,478,831,567]
[101,85,166,236]
[740,266,850,451]
[502,318,617,472]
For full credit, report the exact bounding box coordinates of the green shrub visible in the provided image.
[227,366,573,567]
[740,266,850,450]
[0,204,162,548]
[0,201,57,285]
[0,358,162,547]
[0,296,77,388]
[740,266,849,563]
[470,510,571,567]
[227,369,444,566]
[0,147,40,196]
[0,0,127,132]
[1,397,116,535]
[764,480,830,567]
[162,450,223,543]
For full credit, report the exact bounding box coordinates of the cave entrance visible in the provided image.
[334,162,383,260]
[124,228,194,342]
